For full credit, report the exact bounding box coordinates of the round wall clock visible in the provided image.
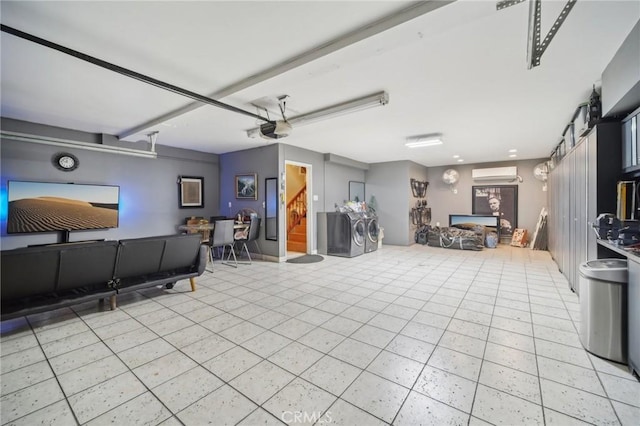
[53,152,79,171]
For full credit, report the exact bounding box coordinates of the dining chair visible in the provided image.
[234,217,261,264]
[210,219,237,268]
[208,215,227,248]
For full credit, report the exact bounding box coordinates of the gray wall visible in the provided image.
[602,20,640,116]
[0,118,549,254]
[219,144,279,258]
[1,119,219,250]
[427,158,549,236]
[366,161,411,246]
[323,162,366,210]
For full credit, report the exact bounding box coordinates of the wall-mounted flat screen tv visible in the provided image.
[7,181,120,234]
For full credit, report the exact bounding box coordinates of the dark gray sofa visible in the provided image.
[1,234,207,321]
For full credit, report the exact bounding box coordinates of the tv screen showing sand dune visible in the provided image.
[7,181,119,234]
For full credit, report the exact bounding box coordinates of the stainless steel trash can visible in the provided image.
[579,259,628,363]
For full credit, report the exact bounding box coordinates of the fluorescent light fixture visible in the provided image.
[457,159,465,162]
[508,149,517,153]
[453,154,460,158]
[405,133,443,148]
[1,131,157,158]
[247,91,389,138]
[509,154,517,158]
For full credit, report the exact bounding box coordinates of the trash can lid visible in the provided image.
[579,259,628,283]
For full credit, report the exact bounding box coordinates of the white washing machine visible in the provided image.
[326,212,365,258]
[363,212,379,253]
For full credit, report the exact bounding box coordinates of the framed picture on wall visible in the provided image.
[472,185,518,237]
[178,176,204,208]
[236,174,257,200]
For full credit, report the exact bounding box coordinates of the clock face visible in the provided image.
[54,153,79,171]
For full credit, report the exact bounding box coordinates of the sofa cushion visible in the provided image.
[159,234,201,272]
[58,241,119,291]
[114,236,166,279]
[1,245,60,300]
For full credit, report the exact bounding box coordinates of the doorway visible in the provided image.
[285,161,312,257]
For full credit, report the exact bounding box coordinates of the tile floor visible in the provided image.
[1,244,639,425]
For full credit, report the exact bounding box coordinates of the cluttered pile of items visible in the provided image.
[592,181,640,251]
[593,213,640,250]
[426,225,486,251]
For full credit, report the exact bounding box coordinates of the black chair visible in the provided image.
[210,219,237,268]
[235,217,261,264]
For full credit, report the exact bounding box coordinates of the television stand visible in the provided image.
[27,231,106,248]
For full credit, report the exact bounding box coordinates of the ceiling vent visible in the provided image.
[472,166,518,181]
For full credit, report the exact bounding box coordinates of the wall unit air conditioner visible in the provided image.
[472,166,518,181]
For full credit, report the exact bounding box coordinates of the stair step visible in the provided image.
[287,241,306,252]
[291,225,306,234]
[288,233,306,243]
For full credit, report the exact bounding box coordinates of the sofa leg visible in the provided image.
[190,277,197,292]
[110,295,117,310]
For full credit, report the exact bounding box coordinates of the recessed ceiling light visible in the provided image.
[453,155,460,159]
[508,149,517,153]
[457,159,464,162]
[509,154,517,158]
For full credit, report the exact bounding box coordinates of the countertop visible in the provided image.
[597,240,640,264]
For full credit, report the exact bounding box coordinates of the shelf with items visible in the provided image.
[622,105,640,174]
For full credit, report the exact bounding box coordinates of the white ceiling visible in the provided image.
[1,1,638,167]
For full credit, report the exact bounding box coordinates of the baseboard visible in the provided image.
[249,252,285,262]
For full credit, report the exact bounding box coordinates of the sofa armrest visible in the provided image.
[196,244,207,276]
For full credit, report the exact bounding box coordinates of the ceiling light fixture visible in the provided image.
[405,133,443,148]
[453,155,460,158]
[457,159,465,162]
[508,149,517,153]
[246,91,389,138]
[509,154,517,158]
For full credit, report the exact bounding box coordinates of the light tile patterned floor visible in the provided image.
[1,244,639,425]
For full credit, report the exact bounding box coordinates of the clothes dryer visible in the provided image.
[363,212,379,253]
[326,212,365,257]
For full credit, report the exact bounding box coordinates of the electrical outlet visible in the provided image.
[228,202,232,208]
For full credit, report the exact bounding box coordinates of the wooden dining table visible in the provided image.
[178,223,215,233]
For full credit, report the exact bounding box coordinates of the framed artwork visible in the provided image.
[236,174,257,200]
[178,176,204,208]
[472,185,518,237]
